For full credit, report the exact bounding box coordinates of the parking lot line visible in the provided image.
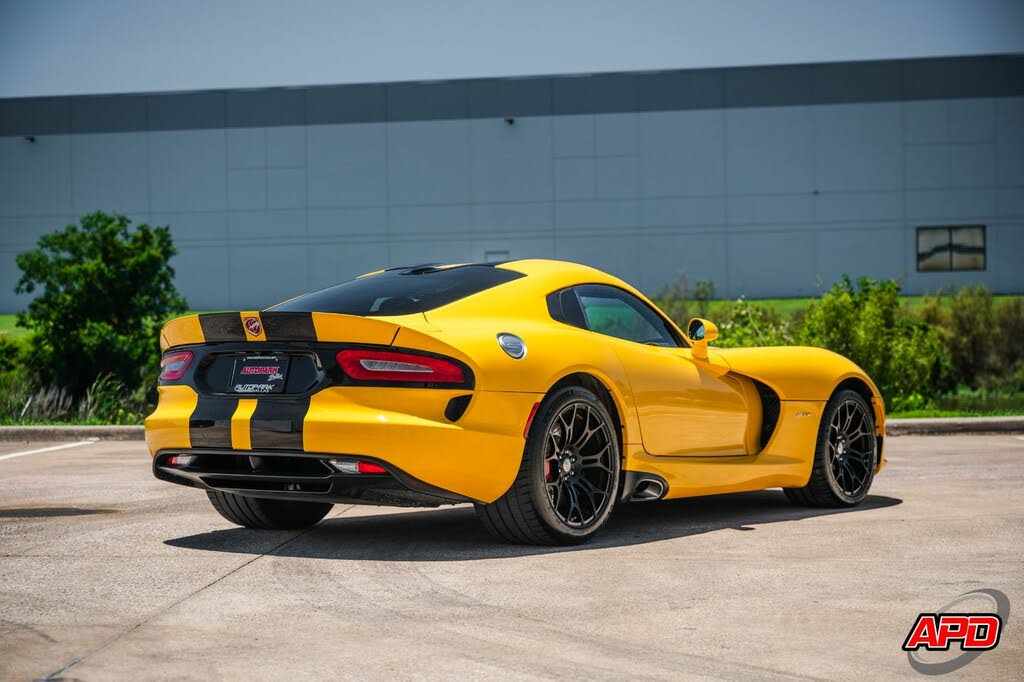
[0,439,98,462]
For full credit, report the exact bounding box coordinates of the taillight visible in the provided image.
[159,351,194,381]
[356,461,387,474]
[336,349,465,384]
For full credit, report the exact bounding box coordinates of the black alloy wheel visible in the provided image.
[543,401,616,528]
[475,385,621,544]
[826,397,876,498]
[783,389,877,507]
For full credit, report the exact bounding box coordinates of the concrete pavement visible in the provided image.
[0,435,1021,679]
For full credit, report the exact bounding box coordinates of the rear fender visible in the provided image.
[394,321,640,444]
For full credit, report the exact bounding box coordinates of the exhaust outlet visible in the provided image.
[630,477,665,502]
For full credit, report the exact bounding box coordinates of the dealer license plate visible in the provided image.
[230,354,291,394]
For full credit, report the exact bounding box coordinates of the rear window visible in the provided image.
[267,265,524,316]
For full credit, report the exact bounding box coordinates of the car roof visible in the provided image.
[375,258,613,280]
[402,258,650,317]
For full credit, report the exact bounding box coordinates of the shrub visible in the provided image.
[917,286,1024,391]
[653,273,697,326]
[653,275,733,327]
[995,298,1024,390]
[800,276,948,411]
[0,335,23,373]
[933,386,1024,413]
[77,374,144,425]
[916,286,990,388]
[15,211,186,395]
[692,278,716,319]
[713,297,795,348]
[0,372,74,423]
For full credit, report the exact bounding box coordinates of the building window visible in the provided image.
[916,225,986,272]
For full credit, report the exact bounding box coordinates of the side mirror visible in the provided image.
[686,317,718,359]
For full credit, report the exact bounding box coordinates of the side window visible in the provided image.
[546,288,587,329]
[574,284,681,347]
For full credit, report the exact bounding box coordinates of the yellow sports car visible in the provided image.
[146,259,885,544]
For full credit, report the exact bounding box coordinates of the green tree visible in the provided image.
[15,211,186,394]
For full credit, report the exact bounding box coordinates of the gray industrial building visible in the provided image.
[1,11,1023,311]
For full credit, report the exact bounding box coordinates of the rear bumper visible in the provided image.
[154,449,472,506]
[145,385,540,503]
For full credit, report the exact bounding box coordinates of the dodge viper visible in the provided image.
[146,259,886,545]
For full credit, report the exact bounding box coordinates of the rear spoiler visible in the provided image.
[160,312,400,351]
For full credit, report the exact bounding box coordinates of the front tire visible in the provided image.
[475,386,621,545]
[784,389,877,507]
[206,490,333,530]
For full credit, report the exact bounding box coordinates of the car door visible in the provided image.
[568,284,750,456]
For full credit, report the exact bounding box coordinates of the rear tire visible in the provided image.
[783,389,877,507]
[475,386,621,545]
[206,490,333,530]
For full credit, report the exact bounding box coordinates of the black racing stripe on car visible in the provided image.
[198,313,245,342]
[249,398,311,450]
[189,397,239,448]
[260,312,317,341]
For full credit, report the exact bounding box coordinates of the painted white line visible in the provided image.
[0,439,98,462]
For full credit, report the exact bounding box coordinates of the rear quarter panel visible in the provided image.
[395,318,642,445]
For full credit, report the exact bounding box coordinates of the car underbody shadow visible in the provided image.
[164,490,902,561]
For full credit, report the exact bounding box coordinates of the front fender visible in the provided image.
[714,346,881,402]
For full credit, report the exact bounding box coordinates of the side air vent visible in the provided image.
[755,380,780,450]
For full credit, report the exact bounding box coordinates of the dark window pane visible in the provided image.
[269,265,523,315]
[546,288,589,329]
[917,227,951,271]
[560,289,587,329]
[951,226,986,270]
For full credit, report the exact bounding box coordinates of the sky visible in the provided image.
[1,0,1023,98]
